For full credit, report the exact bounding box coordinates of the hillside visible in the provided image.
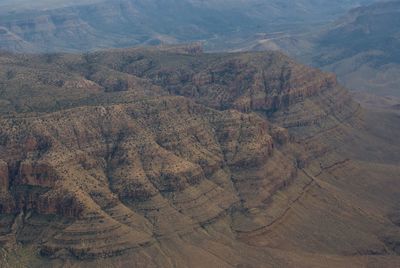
[0,47,399,267]
[309,0,400,97]
[223,1,400,99]
[238,1,400,107]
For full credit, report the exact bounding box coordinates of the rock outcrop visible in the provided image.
[0,160,8,191]
[0,48,399,267]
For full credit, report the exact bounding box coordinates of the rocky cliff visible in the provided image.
[0,48,399,267]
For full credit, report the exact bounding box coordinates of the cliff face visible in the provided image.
[91,50,338,113]
[0,48,399,267]
[0,161,14,214]
[0,161,8,190]
[0,95,282,257]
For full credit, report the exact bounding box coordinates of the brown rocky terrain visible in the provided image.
[0,47,399,267]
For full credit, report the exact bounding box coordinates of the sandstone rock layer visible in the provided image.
[0,48,399,267]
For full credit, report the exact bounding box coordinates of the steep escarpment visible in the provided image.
[87,50,338,113]
[0,48,399,267]
[0,96,288,258]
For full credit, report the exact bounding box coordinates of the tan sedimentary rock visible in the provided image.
[0,49,399,267]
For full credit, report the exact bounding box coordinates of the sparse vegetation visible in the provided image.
[0,47,399,267]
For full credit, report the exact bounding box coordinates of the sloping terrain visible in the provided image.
[309,0,400,98]
[0,0,377,53]
[0,47,399,267]
[226,1,400,103]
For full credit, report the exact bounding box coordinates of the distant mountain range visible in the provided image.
[0,0,378,53]
[1,0,399,103]
[310,0,400,97]
[234,0,400,99]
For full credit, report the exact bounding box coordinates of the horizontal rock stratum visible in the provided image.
[0,47,399,267]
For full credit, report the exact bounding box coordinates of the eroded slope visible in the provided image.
[0,48,399,267]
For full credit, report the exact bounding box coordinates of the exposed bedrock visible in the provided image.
[1,49,396,265]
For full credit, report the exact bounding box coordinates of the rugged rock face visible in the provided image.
[0,96,281,257]
[90,50,338,113]
[0,48,399,267]
[0,161,14,214]
[0,161,8,190]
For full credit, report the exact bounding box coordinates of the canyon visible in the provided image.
[0,46,399,267]
[0,0,377,53]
